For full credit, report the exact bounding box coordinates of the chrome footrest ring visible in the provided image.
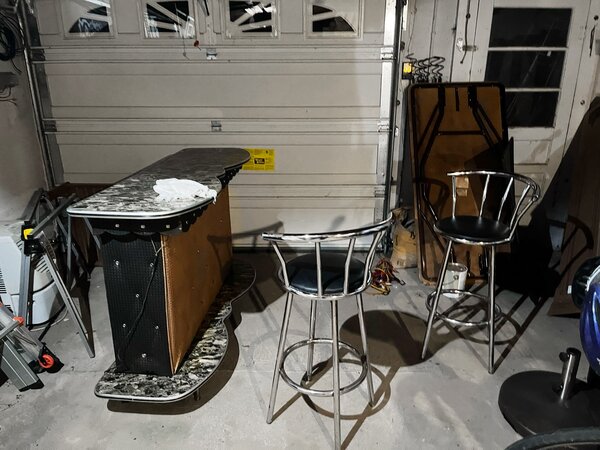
[426,289,502,328]
[279,338,367,398]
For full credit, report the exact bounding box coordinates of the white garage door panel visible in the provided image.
[41,47,383,63]
[233,174,378,185]
[60,144,377,175]
[44,61,383,77]
[55,133,379,146]
[231,197,377,210]
[230,201,378,247]
[39,31,386,48]
[64,173,378,185]
[53,119,379,134]
[229,185,375,198]
[50,106,382,120]
[47,74,382,108]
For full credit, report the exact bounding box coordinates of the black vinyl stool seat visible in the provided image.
[435,216,511,243]
[286,253,365,295]
[263,214,392,450]
[421,171,539,374]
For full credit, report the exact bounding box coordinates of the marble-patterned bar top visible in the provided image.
[67,148,249,220]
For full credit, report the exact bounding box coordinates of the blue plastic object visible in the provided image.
[580,283,600,377]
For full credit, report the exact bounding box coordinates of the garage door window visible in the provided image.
[142,0,195,39]
[304,0,362,38]
[61,0,114,38]
[223,1,278,38]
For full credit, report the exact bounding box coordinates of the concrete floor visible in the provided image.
[0,252,586,449]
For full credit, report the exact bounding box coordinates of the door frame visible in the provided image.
[450,0,600,191]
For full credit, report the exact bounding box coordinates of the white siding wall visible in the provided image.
[0,57,46,219]
[402,0,599,202]
[403,0,459,81]
[595,58,600,95]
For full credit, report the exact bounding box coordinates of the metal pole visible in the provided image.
[27,194,76,240]
[19,188,43,222]
[16,1,55,187]
[559,348,581,403]
[383,1,404,219]
[17,252,33,322]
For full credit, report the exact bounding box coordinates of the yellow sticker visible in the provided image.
[242,148,275,171]
[22,228,33,240]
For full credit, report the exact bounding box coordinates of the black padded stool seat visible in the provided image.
[287,253,365,295]
[435,216,510,243]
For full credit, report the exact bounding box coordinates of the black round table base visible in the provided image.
[498,371,600,436]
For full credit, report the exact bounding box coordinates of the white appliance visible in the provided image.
[0,221,59,324]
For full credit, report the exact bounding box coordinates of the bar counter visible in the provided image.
[68,148,249,376]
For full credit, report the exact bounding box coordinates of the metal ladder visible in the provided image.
[0,304,43,391]
[17,192,95,357]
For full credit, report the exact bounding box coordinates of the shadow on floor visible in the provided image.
[491,292,548,371]
[273,295,545,448]
[269,308,465,449]
[420,288,547,373]
[230,251,285,320]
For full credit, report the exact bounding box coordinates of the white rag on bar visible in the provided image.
[153,178,217,203]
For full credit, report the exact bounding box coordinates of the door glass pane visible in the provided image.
[313,15,354,33]
[489,8,571,47]
[506,92,559,127]
[143,1,195,38]
[225,1,277,37]
[229,1,272,24]
[485,51,565,88]
[61,0,113,38]
[305,0,362,37]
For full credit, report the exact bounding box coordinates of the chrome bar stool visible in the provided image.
[421,171,540,373]
[262,214,392,449]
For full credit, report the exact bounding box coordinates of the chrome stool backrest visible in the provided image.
[422,170,541,374]
[262,214,393,300]
[262,214,392,449]
[446,170,540,243]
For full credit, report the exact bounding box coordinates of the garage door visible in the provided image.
[32,0,397,246]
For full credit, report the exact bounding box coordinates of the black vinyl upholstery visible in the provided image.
[286,253,365,295]
[435,216,510,243]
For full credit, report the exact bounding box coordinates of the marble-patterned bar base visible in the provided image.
[94,259,255,403]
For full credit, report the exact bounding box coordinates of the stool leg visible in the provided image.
[421,240,453,360]
[331,301,341,450]
[267,292,294,424]
[488,245,496,374]
[356,293,375,406]
[306,300,317,382]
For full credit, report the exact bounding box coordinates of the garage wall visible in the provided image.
[402,0,459,81]
[0,57,46,219]
[595,58,600,94]
[400,0,600,205]
[33,0,393,245]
